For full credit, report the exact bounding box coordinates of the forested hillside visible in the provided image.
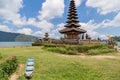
[113,36,120,42]
[0,31,37,42]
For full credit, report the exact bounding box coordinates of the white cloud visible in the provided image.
[12,17,26,27]
[80,20,99,37]
[101,12,120,28]
[55,23,65,31]
[81,20,99,31]
[27,18,54,37]
[86,0,120,15]
[0,0,26,27]
[50,23,65,38]
[74,0,82,7]
[111,12,120,27]
[53,23,65,33]
[33,31,44,37]
[27,18,54,33]
[0,25,11,32]
[17,28,33,35]
[0,0,71,37]
[79,11,120,39]
[80,20,109,39]
[27,18,36,25]
[34,20,54,32]
[99,34,108,40]
[38,0,65,20]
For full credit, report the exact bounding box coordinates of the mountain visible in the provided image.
[113,36,120,42]
[0,31,37,42]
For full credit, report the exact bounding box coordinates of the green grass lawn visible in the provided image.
[0,46,120,80]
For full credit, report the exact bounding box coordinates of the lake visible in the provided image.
[0,42,120,48]
[0,42,33,47]
[117,42,120,46]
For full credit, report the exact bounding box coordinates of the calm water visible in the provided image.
[0,42,119,47]
[117,42,120,46]
[0,42,33,47]
[100,41,120,46]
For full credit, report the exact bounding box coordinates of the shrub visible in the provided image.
[0,53,2,59]
[32,43,43,46]
[45,47,78,55]
[44,44,57,47]
[66,47,78,55]
[87,48,115,55]
[0,54,18,79]
[66,46,77,51]
[43,44,114,55]
[46,48,67,54]
[0,70,8,80]
[43,44,66,48]
[76,44,107,53]
[66,50,78,55]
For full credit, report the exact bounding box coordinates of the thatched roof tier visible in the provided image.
[64,23,81,27]
[67,16,78,20]
[69,7,77,10]
[67,13,78,16]
[66,19,79,23]
[59,27,86,34]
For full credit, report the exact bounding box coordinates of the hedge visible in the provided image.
[32,43,43,46]
[87,48,116,55]
[0,53,2,59]
[0,54,18,79]
[43,44,115,55]
[44,44,66,48]
[44,47,78,55]
[76,44,107,53]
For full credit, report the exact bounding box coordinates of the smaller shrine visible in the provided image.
[43,33,50,43]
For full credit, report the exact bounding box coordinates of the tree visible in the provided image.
[82,34,84,40]
[86,34,89,39]
[97,37,101,41]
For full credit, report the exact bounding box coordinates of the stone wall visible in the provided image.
[50,39,99,45]
[80,40,100,44]
[50,39,63,44]
[35,38,99,45]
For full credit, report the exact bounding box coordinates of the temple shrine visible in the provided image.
[59,0,86,40]
[34,0,99,45]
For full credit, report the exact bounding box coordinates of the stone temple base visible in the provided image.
[50,39,99,45]
[35,38,99,45]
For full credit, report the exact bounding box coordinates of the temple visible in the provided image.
[59,0,86,40]
[33,0,99,45]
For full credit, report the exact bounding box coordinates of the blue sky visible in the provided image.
[0,0,120,39]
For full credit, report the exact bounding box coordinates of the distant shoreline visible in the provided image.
[0,42,33,48]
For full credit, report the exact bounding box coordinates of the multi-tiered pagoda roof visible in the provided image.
[59,0,86,34]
